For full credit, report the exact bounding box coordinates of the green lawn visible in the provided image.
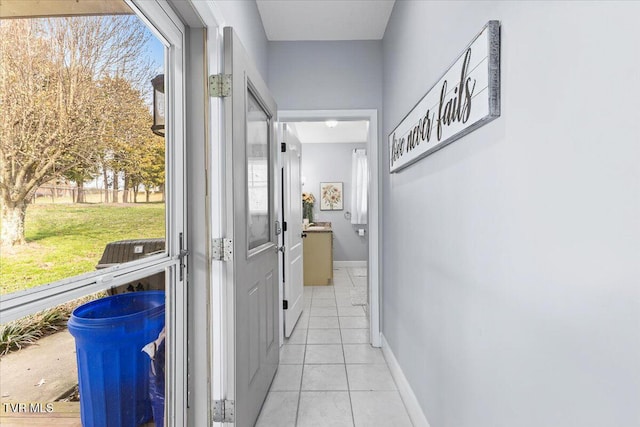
[0,203,165,295]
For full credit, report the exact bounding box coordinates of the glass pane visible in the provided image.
[0,5,167,295]
[0,4,172,426]
[0,272,166,425]
[246,90,271,250]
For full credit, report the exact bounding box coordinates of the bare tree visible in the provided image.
[0,16,153,246]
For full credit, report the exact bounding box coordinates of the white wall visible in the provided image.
[214,0,269,77]
[300,142,367,262]
[382,1,640,426]
[268,40,382,112]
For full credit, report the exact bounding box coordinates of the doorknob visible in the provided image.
[301,232,307,238]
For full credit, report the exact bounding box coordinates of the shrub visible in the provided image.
[0,293,104,355]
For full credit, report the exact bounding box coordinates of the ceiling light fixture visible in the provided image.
[325,120,338,128]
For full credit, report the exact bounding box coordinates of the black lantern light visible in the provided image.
[151,74,165,137]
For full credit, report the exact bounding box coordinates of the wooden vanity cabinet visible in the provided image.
[303,229,333,285]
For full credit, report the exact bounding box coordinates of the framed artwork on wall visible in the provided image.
[320,182,343,210]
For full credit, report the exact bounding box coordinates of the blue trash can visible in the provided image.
[68,291,165,427]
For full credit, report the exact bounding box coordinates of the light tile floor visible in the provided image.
[256,268,413,427]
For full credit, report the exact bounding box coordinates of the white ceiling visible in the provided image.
[289,121,369,144]
[256,0,395,41]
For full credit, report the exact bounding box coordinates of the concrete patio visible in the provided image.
[0,329,78,402]
[0,329,80,425]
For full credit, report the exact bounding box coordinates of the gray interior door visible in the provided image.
[282,124,304,337]
[223,26,279,427]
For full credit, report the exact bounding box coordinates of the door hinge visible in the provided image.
[179,232,189,281]
[209,74,231,97]
[281,142,287,152]
[212,399,235,423]
[283,300,288,310]
[212,238,233,261]
[283,221,288,232]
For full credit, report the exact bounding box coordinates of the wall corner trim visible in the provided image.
[381,334,431,427]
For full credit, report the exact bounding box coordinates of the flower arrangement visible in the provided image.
[302,192,315,222]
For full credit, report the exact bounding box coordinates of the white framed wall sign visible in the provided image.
[389,20,501,173]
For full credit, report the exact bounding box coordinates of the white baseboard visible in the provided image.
[381,334,431,427]
[333,260,367,268]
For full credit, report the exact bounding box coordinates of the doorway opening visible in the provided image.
[279,109,380,347]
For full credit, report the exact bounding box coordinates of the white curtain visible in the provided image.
[351,149,368,224]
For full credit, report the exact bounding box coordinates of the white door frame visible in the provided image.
[279,109,381,348]
[178,1,227,426]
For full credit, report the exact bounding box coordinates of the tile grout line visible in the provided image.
[337,285,357,427]
[294,292,311,427]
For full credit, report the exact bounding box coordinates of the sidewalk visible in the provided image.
[0,329,78,403]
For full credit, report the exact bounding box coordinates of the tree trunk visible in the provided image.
[160,184,165,202]
[146,188,150,203]
[112,171,119,203]
[1,199,28,246]
[133,186,139,203]
[123,175,130,203]
[103,169,109,203]
[76,182,85,203]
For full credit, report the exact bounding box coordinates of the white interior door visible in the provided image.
[282,124,304,337]
[223,27,279,427]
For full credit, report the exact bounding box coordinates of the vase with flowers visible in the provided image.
[302,192,315,223]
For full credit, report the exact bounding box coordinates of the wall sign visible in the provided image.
[389,20,501,173]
